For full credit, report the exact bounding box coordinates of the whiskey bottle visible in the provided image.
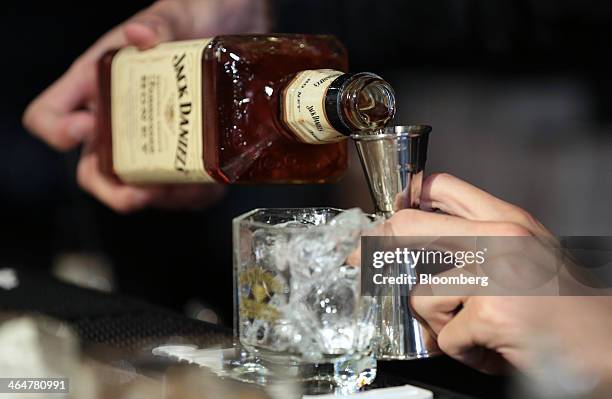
[96,34,395,184]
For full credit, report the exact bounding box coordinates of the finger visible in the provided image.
[421,173,552,238]
[385,209,532,237]
[410,295,465,335]
[123,17,171,49]
[436,302,477,357]
[123,1,192,49]
[77,147,159,213]
[23,25,128,151]
[23,63,97,151]
[436,301,509,374]
[24,109,96,151]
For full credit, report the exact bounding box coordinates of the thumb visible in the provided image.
[123,14,176,49]
[123,0,194,50]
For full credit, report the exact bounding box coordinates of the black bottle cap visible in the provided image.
[324,73,354,136]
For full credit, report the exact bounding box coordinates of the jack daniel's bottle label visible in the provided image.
[111,39,214,183]
[282,69,346,144]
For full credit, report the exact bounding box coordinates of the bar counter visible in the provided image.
[0,267,507,398]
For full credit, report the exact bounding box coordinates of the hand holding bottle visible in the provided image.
[22,0,269,212]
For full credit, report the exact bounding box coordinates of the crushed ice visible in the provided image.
[240,208,379,362]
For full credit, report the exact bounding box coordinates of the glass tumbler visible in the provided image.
[232,208,380,394]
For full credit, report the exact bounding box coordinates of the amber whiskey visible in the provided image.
[97,34,395,184]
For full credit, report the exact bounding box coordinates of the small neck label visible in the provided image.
[282,69,346,144]
[111,39,214,183]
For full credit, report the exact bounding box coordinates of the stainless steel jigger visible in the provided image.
[353,125,439,360]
